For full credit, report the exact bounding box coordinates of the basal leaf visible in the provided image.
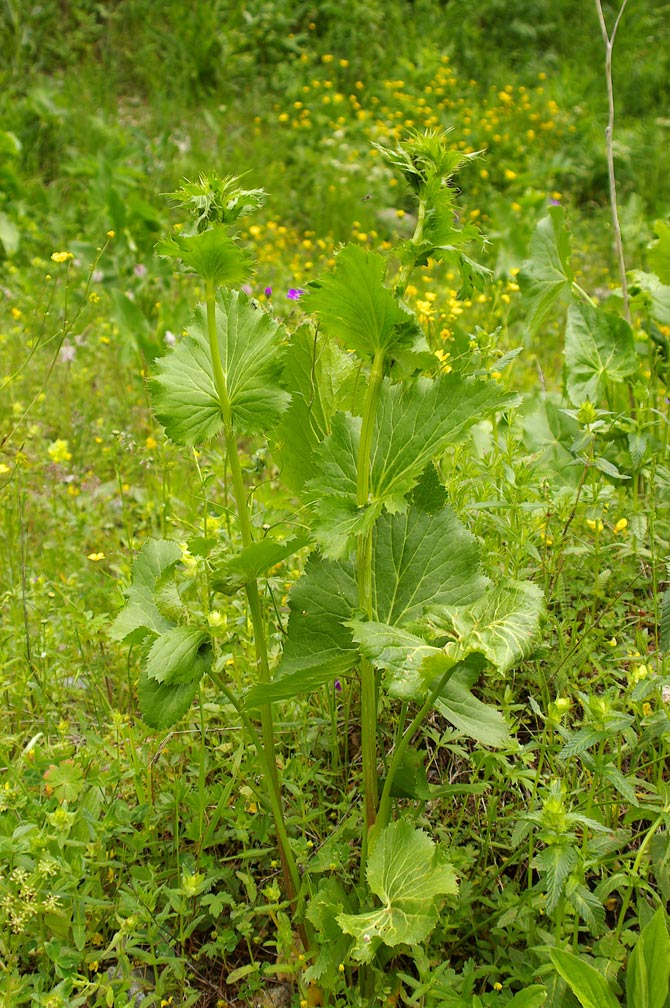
[144,626,211,685]
[337,820,457,962]
[308,244,419,358]
[547,948,619,1008]
[156,229,251,286]
[151,289,289,445]
[273,324,358,493]
[138,667,202,730]
[518,206,573,336]
[441,580,544,674]
[210,533,310,594]
[436,659,512,747]
[565,303,638,405]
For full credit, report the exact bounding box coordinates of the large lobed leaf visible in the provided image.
[337,820,457,962]
[308,374,516,558]
[151,289,290,445]
[564,302,638,405]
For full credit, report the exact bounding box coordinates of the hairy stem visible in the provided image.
[356,349,386,838]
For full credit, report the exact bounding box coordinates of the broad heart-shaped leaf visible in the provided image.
[436,658,513,747]
[435,580,544,675]
[547,948,619,1008]
[210,533,310,595]
[272,324,358,494]
[246,504,487,708]
[138,666,203,730]
[626,907,670,1008]
[109,538,182,644]
[518,205,573,336]
[144,626,211,685]
[308,244,420,359]
[564,303,638,405]
[337,820,457,963]
[151,289,290,445]
[156,229,251,287]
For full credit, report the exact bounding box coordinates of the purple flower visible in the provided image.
[549,197,561,206]
[264,287,273,297]
[334,679,342,692]
[287,288,305,301]
[133,263,148,277]
[241,284,253,296]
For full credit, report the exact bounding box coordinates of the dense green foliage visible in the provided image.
[1,2,670,1007]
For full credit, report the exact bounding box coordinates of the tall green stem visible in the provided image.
[204,281,300,917]
[356,349,386,837]
[377,666,456,829]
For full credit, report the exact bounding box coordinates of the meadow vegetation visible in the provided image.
[1,2,670,1006]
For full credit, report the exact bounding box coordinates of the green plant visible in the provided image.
[111,135,544,1000]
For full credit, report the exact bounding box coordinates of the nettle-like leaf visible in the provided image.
[138,668,203,730]
[144,626,211,685]
[308,244,420,359]
[564,302,638,405]
[156,229,251,287]
[518,205,573,336]
[371,375,517,510]
[304,880,354,984]
[109,538,182,644]
[337,820,457,962]
[273,324,358,493]
[210,533,309,595]
[151,289,289,445]
[373,504,489,623]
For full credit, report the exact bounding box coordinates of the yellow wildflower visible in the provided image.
[87,552,106,562]
[50,251,73,263]
[47,439,72,465]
